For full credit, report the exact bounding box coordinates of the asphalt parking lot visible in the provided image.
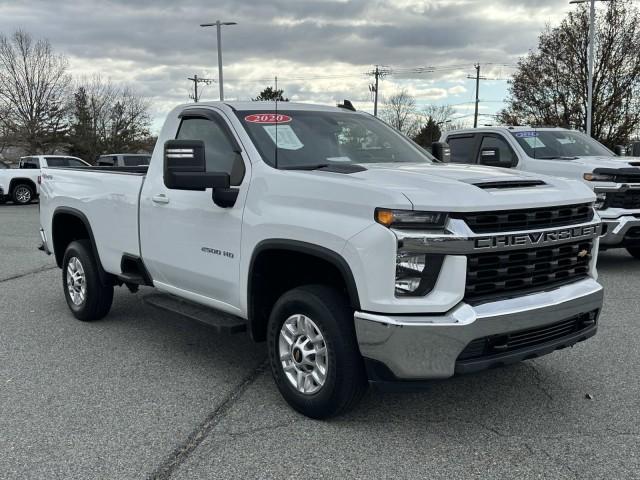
[1,204,638,479]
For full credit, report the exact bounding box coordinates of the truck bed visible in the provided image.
[39,166,147,275]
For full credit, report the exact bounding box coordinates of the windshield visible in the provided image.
[236,110,434,169]
[510,130,613,159]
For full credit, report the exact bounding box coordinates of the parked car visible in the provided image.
[97,153,151,167]
[0,160,10,169]
[439,127,640,258]
[39,102,603,418]
[0,155,89,204]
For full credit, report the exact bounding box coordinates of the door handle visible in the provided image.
[152,194,170,204]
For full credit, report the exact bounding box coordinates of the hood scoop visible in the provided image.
[472,179,547,190]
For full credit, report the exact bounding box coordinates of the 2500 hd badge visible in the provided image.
[474,224,601,250]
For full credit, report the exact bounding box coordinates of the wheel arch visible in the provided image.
[247,239,361,342]
[9,177,37,194]
[52,207,114,285]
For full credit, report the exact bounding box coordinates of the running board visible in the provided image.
[143,293,247,333]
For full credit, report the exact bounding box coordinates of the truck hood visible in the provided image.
[349,163,595,211]
[553,155,640,170]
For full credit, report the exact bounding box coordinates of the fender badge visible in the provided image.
[577,249,589,258]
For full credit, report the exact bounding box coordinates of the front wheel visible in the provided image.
[62,240,114,321]
[12,184,34,205]
[267,285,367,419]
[626,247,640,259]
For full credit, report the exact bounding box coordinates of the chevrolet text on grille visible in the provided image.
[474,224,601,250]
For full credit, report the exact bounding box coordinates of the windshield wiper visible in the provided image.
[537,156,579,160]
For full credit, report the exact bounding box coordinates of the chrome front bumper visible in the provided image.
[355,278,603,380]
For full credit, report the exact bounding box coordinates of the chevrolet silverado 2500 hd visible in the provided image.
[440,127,640,257]
[39,102,603,418]
[0,155,89,204]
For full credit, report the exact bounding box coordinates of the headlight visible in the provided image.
[395,250,444,297]
[584,172,615,182]
[375,208,447,229]
[594,192,607,210]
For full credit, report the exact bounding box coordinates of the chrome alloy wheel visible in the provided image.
[66,257,87,305]
[15,186,31,203]
[279,314,328,395]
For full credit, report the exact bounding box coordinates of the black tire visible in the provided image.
[626,247,640,259]
[267,285,367,419]
[11,183,34,205]
[62,240,114,321]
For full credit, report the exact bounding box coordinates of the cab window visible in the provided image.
[176,116,245,185]
[20,157,40,169]
[446,135,477,164]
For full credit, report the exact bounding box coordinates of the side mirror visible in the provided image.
[164,140,230,191]
[431,142,451,162]
[479,148,513,168]
[614,145,627,156]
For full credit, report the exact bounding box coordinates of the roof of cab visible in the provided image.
[445,126,569,136]
[178,101,357,113]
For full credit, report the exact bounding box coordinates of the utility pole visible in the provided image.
[570,0,611,137]
[467,64,487,128]
[367,65,390,117]
[187,75,216,102]
[200,20,237,101]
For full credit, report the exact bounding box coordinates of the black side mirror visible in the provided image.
[614,145,627,156]
[479,148,513,168]
[431,142,451,162]
[164,140,229,191]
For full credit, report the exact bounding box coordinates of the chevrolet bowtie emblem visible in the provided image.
[578,249,589,258]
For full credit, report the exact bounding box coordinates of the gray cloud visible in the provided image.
[0,0,572,127]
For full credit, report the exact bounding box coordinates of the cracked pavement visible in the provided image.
[1,205,638,479]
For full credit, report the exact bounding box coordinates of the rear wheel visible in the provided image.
[626,247,640,259]
[62,240,113,321]
[267,285,367,419]
[12,184,34,205]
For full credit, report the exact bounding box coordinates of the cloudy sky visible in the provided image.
[0,0,582,131]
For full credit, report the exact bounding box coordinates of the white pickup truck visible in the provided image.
[440,127,640,257]
[0,155,88,204]
[39,102,603,418]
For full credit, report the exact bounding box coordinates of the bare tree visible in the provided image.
[381,89,419,136]
[68,76,151,162]
[421,104,456,130]
[499,0,640,148]
[0,30,71,153]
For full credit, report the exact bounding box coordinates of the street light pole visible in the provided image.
[200,20,237,101]
[570,0,611,137]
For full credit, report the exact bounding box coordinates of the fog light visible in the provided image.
[395,252,427,295]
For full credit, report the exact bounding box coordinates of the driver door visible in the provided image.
[139,108,249,313]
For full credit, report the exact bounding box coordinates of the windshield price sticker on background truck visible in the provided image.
[244,113,292,124]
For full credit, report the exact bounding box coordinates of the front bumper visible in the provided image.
[600,215,640,247]
[355,278,603,382]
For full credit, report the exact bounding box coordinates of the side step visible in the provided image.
[142,293,247,334]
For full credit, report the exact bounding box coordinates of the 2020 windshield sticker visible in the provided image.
[245,113,292,124]
[263,125,304,150]
[514,131,539,138]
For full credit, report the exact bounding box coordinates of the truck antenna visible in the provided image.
[274,75,279,170]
